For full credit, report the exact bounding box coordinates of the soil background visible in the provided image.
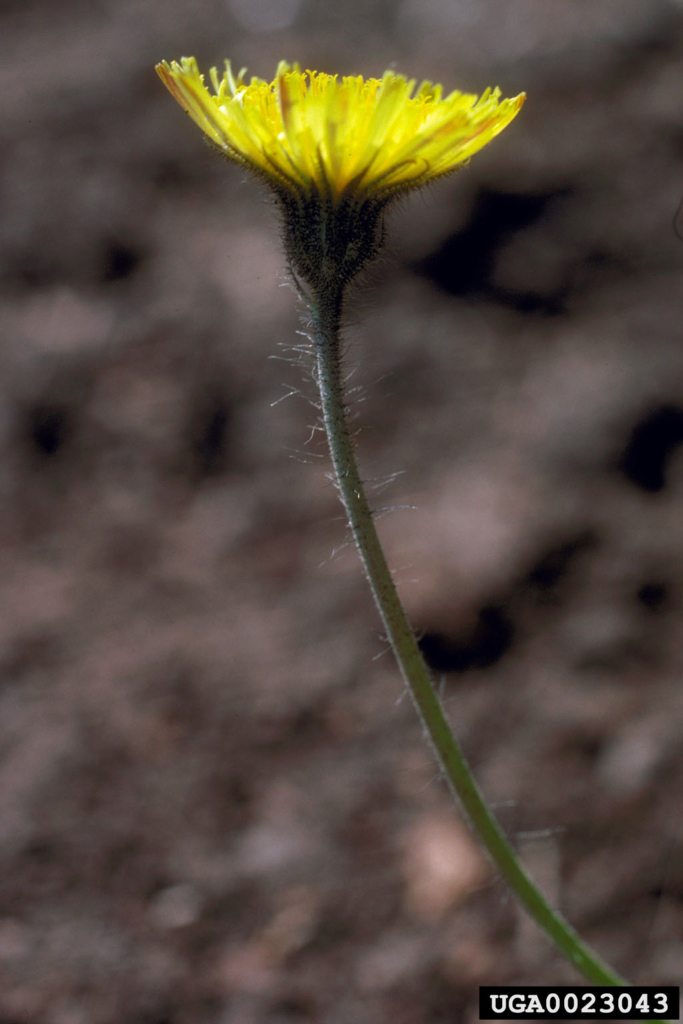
[1,2,683,1022]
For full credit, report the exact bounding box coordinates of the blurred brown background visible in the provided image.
[2,1,683,1021]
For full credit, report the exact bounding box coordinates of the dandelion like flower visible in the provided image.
[157,57,524,293]
[157,57,524,206]
[153,53,648,994]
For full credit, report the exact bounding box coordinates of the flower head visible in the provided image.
[157,57,524,292]
[156,57,524,205]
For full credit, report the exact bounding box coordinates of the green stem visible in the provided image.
[310,283,661,1002]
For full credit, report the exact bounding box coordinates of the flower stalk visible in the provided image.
[311,276,633,990]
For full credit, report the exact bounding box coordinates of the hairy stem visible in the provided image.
[310,283,651,995]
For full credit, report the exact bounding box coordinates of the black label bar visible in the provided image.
[479,986,679,1020]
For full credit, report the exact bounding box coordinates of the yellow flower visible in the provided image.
[156,57,524,205]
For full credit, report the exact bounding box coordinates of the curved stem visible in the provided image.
[310,286,661,1001]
